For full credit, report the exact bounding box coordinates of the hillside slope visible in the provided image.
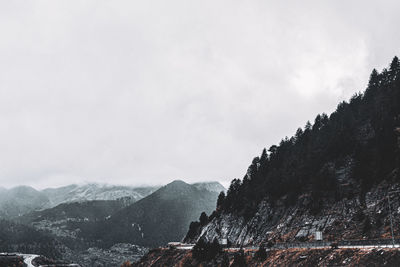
[0,186,50,218]
[0,219,63,259]
[77,180,222,247]
[184,57,400,246]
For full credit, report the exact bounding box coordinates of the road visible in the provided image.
[232,244,400,251]
[174,240,400,251]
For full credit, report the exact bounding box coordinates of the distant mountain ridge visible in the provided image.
[0,186,49,217]
[0,183,160,218]
[73,180,224,247]
[41,183,160,207]
[0,181,225,219]
[8,180,225,265]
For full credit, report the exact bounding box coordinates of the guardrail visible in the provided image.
[272,238,400,249]
[274,241,331,249]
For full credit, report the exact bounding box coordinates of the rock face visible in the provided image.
[185,173,400,246]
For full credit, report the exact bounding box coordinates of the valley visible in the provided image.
[0,181,224,266]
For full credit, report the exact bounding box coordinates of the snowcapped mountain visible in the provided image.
[0,184,159,218]
[41,183,159,207]
[41,182,224,207]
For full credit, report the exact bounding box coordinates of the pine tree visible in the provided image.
[260,148,268,163]
[221,253,230,267]
[390,56,400,72]
[232,249,246,267]
[217,191,226,208]
[192,238,207,261]
[199,212,208,226]
[368,68,379,88]
[295,128,303,141]
[305,121,312,131]
[255,244,268,260]
[390,56,400,80]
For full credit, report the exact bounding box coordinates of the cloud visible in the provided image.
[0,0,399,188]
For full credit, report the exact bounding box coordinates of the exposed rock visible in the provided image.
[185,176,400,246]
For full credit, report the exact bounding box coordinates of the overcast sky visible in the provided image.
[0,1,399,189]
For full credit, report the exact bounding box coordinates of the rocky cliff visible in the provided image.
[185,174,400,246]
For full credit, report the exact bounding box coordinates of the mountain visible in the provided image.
[11,180,223,266]
[0,183,159,219]
[18,199,128,225]
[192,182,226,193]
[75,180,222,247]
[0,186,50,218]
[183,56,400,246]
[41,183,159,207]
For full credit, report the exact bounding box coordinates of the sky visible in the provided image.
[0,0,399,189]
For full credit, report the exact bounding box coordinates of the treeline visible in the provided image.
[0,219,61,258]
[216,56,400,218]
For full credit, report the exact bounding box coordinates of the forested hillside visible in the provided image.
[219,56,400,218]
[185,56,400,245]
[76,180,221,247]
[0,219,62,259]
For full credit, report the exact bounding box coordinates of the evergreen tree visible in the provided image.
[305,121,312,131]
[254,244,268,261]
[214,56,400,220]
[192,238,207,261]
[368,68,379,88]
[192,238,221,261]
[186,221,201,240]
[390,56,400,72]
[217,191,226,208]
[295,128,303,141]
[221,253,230,267]
[260,148,268,163]
[209,238,222,258]
[232,249,246,267]
[199,212,208,226]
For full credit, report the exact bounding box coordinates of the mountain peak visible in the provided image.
[169,179,188,185]
[161,180,191,192]
[192,182,226,193]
